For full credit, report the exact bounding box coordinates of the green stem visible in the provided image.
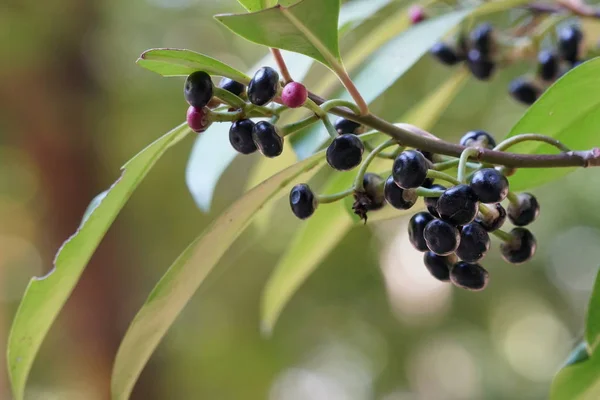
[478,203,493,217]
[426,170,460,186]
[320,99,361,115]
[206,109,244,122]
[280,115,320,137]
[507,191,519,205]
[494,133,571,153]
[492,229,513,242]
[433,158,481,171]
[213,87,246,109]
[305,98,338,139]
[458,148,481,183]
[415,187,444,197]
[317,188,355,204]
[354,139,397,191]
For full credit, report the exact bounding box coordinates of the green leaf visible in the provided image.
[337,0,392,35]
[292,9,471,159]
[551,350,600,400]
[215,0,342,69]
[7,123,191,400]
[111,153,326,400]
[236,0,278,12]
[505,58,600,191]
[587,267,600,352]
[137,48,251,83]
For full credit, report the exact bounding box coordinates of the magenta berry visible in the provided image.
[186,106,211,133]
[281,82,308,108]
[409,5,426,24]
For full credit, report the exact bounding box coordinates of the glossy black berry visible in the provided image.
[471,23,494,56]
[466,49,495,81]
[229,119,257,154]
[469,168,509,203]
[559,25,583,64]
[430,42,461,66]
[362,173,385,211]
[334,117,361,135]
[538,50,559,81]
[252,121,283,158]
[408,212,435,252]
[507,193,540,226]
[509,78,540,105]
[248,66,279,106]
[500,228,537,264]
[475,203,506,232]
[218,78,245,97]
[424,219,461,256]
[184,71,214,109]
[424,184,446,217]
[460,130,496,149]
[383,176,417,210]
[423,252,452,282]
[456,222,490,263]
[450,262,489,291]
[326,134,364,171]
[289,184,317,220]
[392,150,429,189]
[436,184,479,226]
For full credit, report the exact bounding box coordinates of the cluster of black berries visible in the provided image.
[184,67,309,158]
[509,25,584,105]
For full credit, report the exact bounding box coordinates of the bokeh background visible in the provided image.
[2,0,600,399]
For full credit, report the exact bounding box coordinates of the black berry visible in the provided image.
[456,222,490,263]
[326,134,364,171]
[229,119,257,154]
[248,66,279,106]
[184,71,214,109]
[450,262,489,291]
[383,176,417,210]
[507,193,540,226]
[436,184,479,226]
[392,150,429,189]
[424,219,461,256]
[252,121,283,158]
[471,23,494,56]
[509,78,540,105]
[538,50,559,81]
[423,252,452,282]
[408,212,435,252]
[460,130,496,149]
[466,49,495,81]
[289,184,317,220]
[361,173,385,211]
[469,168,509,203]
[475,203,506,232]
[424,184,446,217]
[500,227,537,264]
[334,117,361,135]
[218,77,245,97]
[559,25,583,64]
[430,42,461,66]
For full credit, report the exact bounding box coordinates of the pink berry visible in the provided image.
[281,82,308,108]
[186,105,211,133]
[409,5,426,24]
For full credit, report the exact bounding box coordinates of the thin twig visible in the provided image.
[270,48,293,84]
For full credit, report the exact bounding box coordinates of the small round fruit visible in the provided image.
[218,77,245,97]
[252,121,283,158]
[509,78,540,105]
[436,184,479,226]
[559,25,583,64]
[475,203,506,232]
[469,168,509,203]
[450,262,489,291]
[408,212,435,252]
[362,173,385,211]
[456,222,490,263]
[326,134,364,171]
[289,184,317,220]
[248,66,279,106]
[424,184,446,217]
[383,176,417,210]
[538,50,559,81]
[500,227,537,264]
[424,219,461,256]
[409,5,426,24]
[229,119,257,154]
[507,193,540,226]
[281,82,308,108]
[423,252,452,282]
[430,42,461,66]
[186,106,211,133]
[471,23,494,56]
[460,130,496,149]
[184,71,214,109]
[334,117,361,135]
[466,49,495,81]
[392,150,429,189]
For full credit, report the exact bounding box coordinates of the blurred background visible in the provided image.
[2,0,600,399]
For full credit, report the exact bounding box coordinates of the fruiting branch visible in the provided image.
[270,48,294,84]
